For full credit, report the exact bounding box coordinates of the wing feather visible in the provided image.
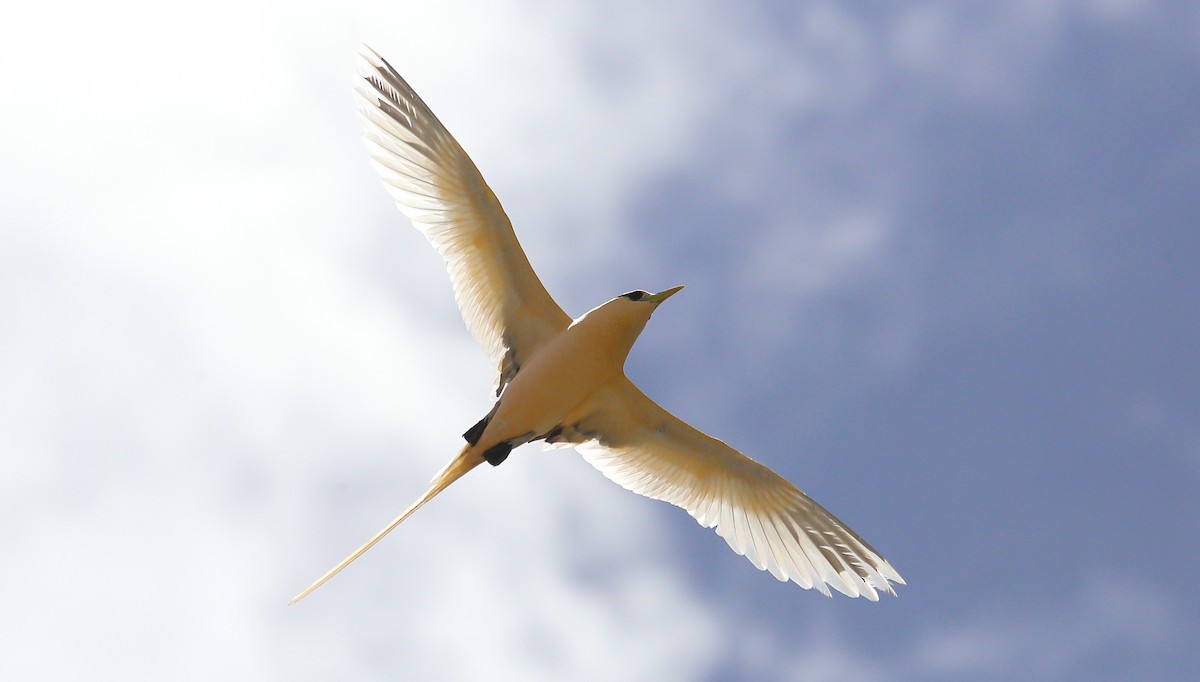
[569,376,904,599]
[355,46,571,395]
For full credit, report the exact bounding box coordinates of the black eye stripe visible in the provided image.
[621,290,647,301]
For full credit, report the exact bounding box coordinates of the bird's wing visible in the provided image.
[556,376,905,600]
[356,46,572,395]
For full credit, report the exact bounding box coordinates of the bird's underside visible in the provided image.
[289,46,904,605]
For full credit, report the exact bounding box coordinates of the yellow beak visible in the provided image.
[646,285,685,304]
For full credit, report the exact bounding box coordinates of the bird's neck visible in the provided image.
[567,310,648,372]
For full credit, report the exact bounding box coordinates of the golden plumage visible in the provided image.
[291,46,903,604]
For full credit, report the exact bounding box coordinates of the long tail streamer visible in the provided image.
[290,445,482,604]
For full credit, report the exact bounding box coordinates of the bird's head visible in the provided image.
[615,285,686,310]
[576,285,686,347]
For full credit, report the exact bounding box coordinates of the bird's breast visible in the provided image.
[482,324,625,447]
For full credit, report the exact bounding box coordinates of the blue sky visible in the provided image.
[2,1,1197,680]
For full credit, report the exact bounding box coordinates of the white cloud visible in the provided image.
[910,576,1176,678]
[749,209,893,298]
[700,576,1178,681]
[2,0,1194,679]
[0,1,746,678]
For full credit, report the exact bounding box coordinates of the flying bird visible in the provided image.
[291,46,904,604]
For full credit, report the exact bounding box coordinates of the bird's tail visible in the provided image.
[290,443,483,604]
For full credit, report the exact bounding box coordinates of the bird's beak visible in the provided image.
[646,285,685,304]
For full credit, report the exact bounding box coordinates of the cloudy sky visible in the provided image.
[2,1,1197,680]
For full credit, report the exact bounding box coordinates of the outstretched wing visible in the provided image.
[356,46,572,395]
[556,376,905,600]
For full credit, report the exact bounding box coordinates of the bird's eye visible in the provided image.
[621,290,646,301]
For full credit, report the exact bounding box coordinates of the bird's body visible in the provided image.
[291,46,904,604]
[478,293,666,455]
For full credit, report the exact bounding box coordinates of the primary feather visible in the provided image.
[555,377,904,599]
[356,46,571,395]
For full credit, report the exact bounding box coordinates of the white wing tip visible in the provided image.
[357,44,384,67]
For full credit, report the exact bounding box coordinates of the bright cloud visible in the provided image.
[2,0,1196,680]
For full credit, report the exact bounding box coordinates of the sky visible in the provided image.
[1,0,1197,680]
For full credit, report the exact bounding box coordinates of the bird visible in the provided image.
[290,45,904,604]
